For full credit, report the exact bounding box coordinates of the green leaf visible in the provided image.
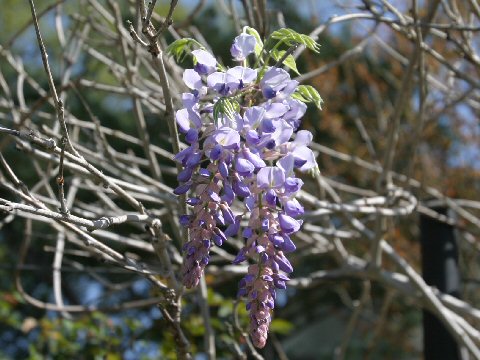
[291,85,323,109]
[166,38,204,62]
[213,97,240,122]
[270,28,320,53]
[270,318,294,334]
[245,26,263,57]
[271,49,300,75]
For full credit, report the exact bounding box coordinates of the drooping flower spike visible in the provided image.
[170,27,321,348]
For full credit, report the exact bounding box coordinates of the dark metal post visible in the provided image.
[420,206,461,360]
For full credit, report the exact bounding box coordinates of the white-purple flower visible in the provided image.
[175,107,202,134]
[290,130,317,171]
[256,166,285,189]
[207,66,257,95]
[230,34,257,61]
[192,49,217,75]
[260,67,298,100]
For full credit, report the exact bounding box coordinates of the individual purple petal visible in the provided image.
[221,205,235,224]
[260,67,291,99]
[242,148,266,168]
[177,167,193,182]
[233,180,251,197]
[176,108,201,133]
[206,72,229,94]
[230,34,257,61]
[243,106,265,128]
[258,120,293,149]
[186,152,202,167]
[200,255,210,265]
[235,158,254,176]
[277,154,295,176]
[284,99,307,123]
[175,108,191,133]
[213,212,225,226]
[294,158,306,168]
[198,168,211,177]
[271,234,284,247]
[294,130,313,146]
[261,118,275,133]
[192,49,217,75]
[274,279,287,289]
[266,298,275,308]
[275,273,290,281]
[265,189,277,206]
[218,161,229,178]
[222,183,235,204]
[179,214,192,226]
[292,145,317,171]
[284,177,304,193]
[261,274,273,281]
[213,127,241,149]
[233,248,247,264]
[271,119,293,146]
[209,144,223,161]
[224,215,242,237]
[182,92,198,108]
[245,195,255,211]
[207,188,221,202]
[174,182,192,195]
[256,167,285,189]
[183,69,202,90]
[275,80,299,100]
[278,213,301,234]
[284,198,304,217]
[185,244,195,256]
[281,234,296,253]
[226,66,257,89]
[274,252,293,273]
[263,102,288,119]
[174,146,194,165]
[271,259,279,272]
[261,219,269,232]
[265,139,276,149]
[261,252,269,263]
[243,227,253,238]
[212,234,223,246]
[185,129,198,144]
[246,130,260,145]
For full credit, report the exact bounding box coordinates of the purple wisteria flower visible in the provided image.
[260,67,298,99]
[207,66,257,96]
[231,33,257,61]
[192,49,217,75]
[173,30,320,348]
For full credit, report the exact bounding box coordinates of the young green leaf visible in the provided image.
[166,38,204,62]
[213,98,240,122]
[270,28,320,53]
[291,85,323,109]
[270,318,294,335]
[271,49,300,75]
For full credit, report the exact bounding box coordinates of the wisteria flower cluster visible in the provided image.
[171,29,321,349]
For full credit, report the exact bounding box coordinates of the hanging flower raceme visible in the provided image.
[170,27,322,348]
